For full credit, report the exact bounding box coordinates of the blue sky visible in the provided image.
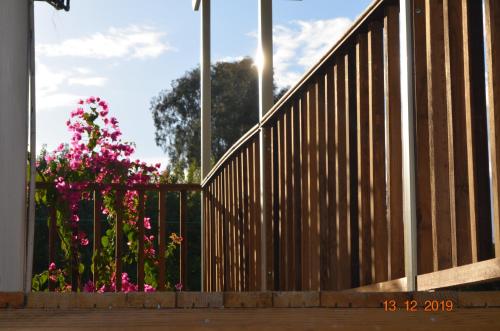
[35,0,371,167]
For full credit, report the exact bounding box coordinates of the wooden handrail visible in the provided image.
[36,182,201,191]
[201,124,259,187]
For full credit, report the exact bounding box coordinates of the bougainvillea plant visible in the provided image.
[32,97,182,292]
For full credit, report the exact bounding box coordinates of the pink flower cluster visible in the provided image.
[83,273,155,293]
[38,97,165,292]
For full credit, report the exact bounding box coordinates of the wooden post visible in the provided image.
[0,0,30,292]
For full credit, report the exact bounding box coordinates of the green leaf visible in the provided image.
[101,236,109,247]
[78,263,85,274]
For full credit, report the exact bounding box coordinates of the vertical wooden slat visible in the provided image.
[214,175,222,291]
[326,67,338,290]
[205,185,209,291]
[212,180,217,291]
[231,158,238,290]
[222,175,225,291]
[368,21,388,283]
[278,115,286,290]
[207,186,211,290]
[228,163,234,291]
[385,5,404,280]
[204,188,209,291]
[114,189,124,292]
[347,48,359,289]
[157,190,167,291]
[211,181,217,291]
[207,184,211,291]
[308,82,320,291]
[248,143,255,291]
[292,98,302,291]
[202,189,206,291]
[223,167,229,291]
[413,0,434,275]
[242,147,250,291]
[272,125,280,290]
[300,95,310,290]
[465,0,493,262]
[285,107,294,291]
[48,195,57,292]
[356,31,372,286]
[335,57,350,290]
[254,137,263,290]
[426,0,457,270]
[318,73,328,290]
[236,154,243,291]
[413,0,434,274]
[443,0,471,267]
[232,157,238,291]
[137,190,145,291]
[485,0,500,259]
[180,190,187,290]
[223,169,227,291]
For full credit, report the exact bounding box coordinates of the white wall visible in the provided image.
[0,0,30,292]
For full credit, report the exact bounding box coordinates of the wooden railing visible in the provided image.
[35,182,201,292]
[202,0,500,292]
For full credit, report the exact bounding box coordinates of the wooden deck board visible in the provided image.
[1,308,499,331]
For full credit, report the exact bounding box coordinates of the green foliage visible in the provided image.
[150,57,287,177]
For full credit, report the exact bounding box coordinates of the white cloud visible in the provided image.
[215,55,246,63]
[36,61,107,111]
[68,76,107,87]
[272,18,352,88]
[36,25,173,60]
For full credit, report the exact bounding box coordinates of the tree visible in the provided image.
[150,57,287,180]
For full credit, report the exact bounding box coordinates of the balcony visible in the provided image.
[2,0,500,329]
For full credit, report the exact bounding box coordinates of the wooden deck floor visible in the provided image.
[1,291,500,330]
[1,307,500,330]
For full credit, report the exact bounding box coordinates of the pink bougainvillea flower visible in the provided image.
[144,217,151,230]
[86,96,96,104]
[36,97,165,294]
[83,280,95,292]
[175,283,183,291]
[144,284,156,292]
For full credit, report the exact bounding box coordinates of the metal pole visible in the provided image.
[201,0,211,180]
[400,0,418,291]
[258,0,273,291]
[26,0,37,293]
[197,0,211,292]
[0,0,30,292]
